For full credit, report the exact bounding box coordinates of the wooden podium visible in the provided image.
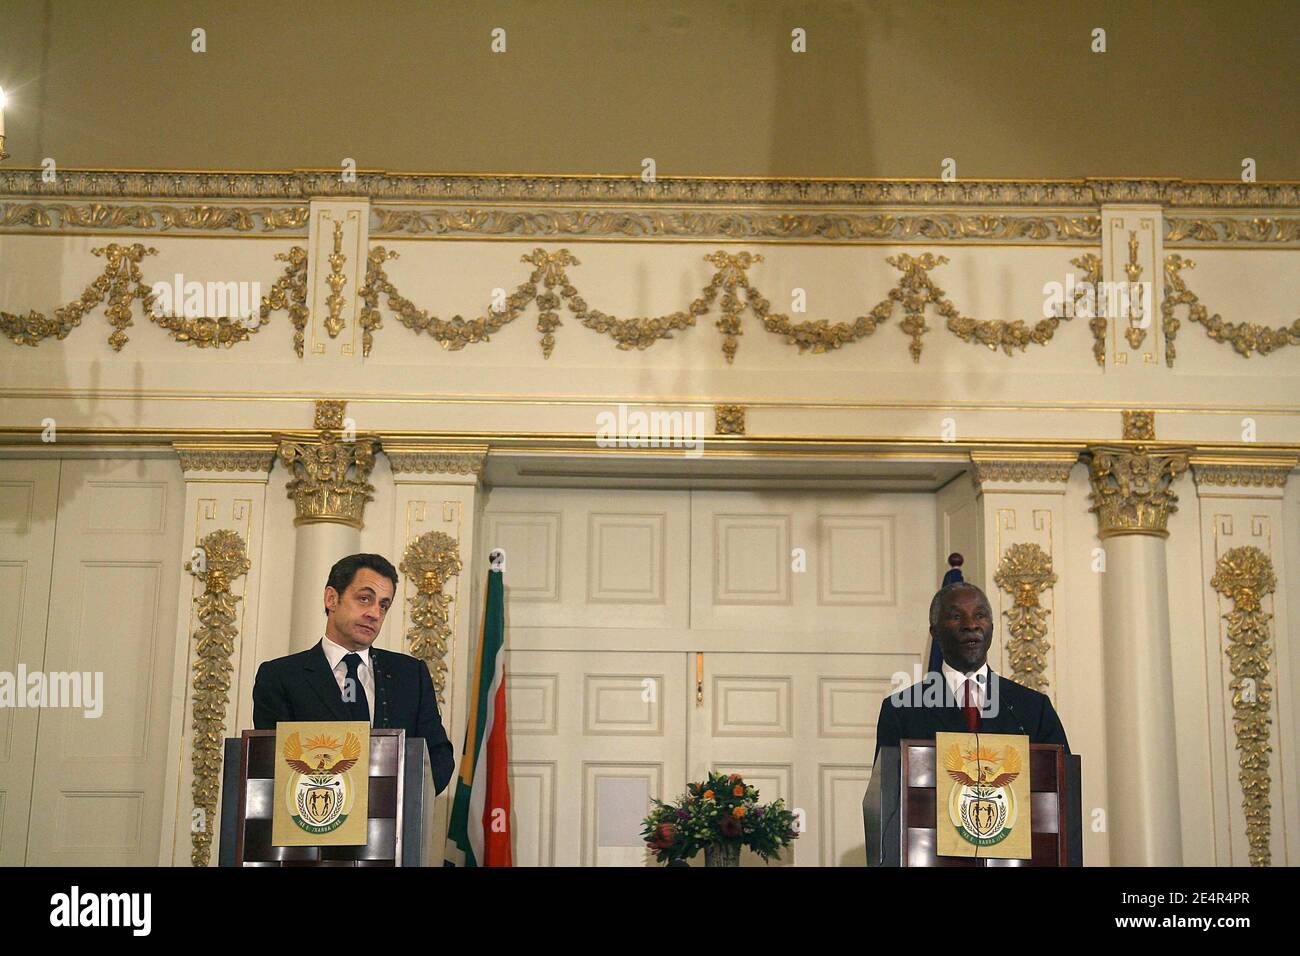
[218,728,430,867]
[864,740,1082,866]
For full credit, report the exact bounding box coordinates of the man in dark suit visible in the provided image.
[874,580,1070,754]
[253,553,456,794]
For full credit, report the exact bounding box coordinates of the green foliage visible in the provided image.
[640,770,799,865]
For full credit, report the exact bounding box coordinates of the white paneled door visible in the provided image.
[25,459,184,865]
[489,486,933,866]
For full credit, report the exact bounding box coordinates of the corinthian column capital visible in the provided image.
[1085,444,1191,539]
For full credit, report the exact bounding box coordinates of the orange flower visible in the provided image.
[728,773,742,783]
[732,806,745,818]
[703,790,715,800]
[732,785,744,796]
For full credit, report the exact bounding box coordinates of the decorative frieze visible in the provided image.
[386,448,486,477]
[175,443,276,475]
[1192,460,1294,489]
[970,454,1076,486]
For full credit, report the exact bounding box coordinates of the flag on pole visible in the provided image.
[444,559,512,866]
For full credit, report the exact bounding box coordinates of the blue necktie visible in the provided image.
[342,652,371,724]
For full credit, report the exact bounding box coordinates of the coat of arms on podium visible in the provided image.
[272,722,371,846]
[935,732,1032,859]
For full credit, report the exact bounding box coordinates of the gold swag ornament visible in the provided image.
[1210,545,1277,866]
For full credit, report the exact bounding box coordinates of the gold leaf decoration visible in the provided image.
[184,528,250,867]
[1210,545,1276,867]
[993,543,1057,691]
[714,404,745,435]
[1162,254,1300,366]
[1086,445,1189,539]
[1,242,308,351]
[399,531,463,707]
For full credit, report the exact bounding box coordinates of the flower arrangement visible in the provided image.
[641,771,799,865]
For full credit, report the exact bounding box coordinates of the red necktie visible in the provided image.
[962,679,981,733]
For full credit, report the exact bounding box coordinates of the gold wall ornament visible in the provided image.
[385,448,487,475]
[175,443,277,474]
[184,528,251,867]
[714,404,745,435]
[993,542,1058,691]
[1191,459,1295,489]
[277,406,377,528]
[398,531,463,706]
[1209,545,1277,867]
[369,207,1103,243]
[1162,254,1300,366]
[1122,231,1148,350]
[314,399,346,431]
[1122,409,1156,441]
[1067,252,1107,367]
[969,454,1076,484]
[264,247,310,357]
[0,201,309,233]
[323,221,348,339]
[1085,444,1189,538]
[1,242,306,350]
[1165,216,1300,245]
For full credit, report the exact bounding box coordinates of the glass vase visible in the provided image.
[704,842,741,867]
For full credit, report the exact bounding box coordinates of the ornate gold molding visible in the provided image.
[1165,216,1300,245]
[386,449,487,476]
[174,442,277,474]
[1122,231,1148,350]
[277,401,377,528]
[1191,459,1295,488]
[715,404,746,435]
[1,170,1297,208]
[1162,254,1300,366]
[370,207,1103,243]
[323,221,348,339]
[1210,545,1276,867]
[398,530,463,707]
[1122,410,1155,441]
[184,528,250,867]
[993,542,1057,691]
[1085,444,1190,538]
[969,454,1076,484]
[0,201,309,233]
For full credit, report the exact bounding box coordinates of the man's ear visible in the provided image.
[324,585,339,614]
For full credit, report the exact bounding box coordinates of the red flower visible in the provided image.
[717,815,742,838]
[652,823,678,848]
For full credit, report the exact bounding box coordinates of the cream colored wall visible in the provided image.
[1,183,1297,866]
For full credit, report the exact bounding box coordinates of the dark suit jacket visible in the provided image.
[874,669,1070,757]
[253,640,456,795]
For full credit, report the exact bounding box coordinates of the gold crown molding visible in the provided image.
[1190,459,1295,488]
[1165,216,1300,246]
[174,442,277,475]
[714,404,746,436]
[0,242,307,350]
[993,542,1057,692]
[0,201,309,234]
[1162,255,1300,366]
[1209,545,1276,867]
[969,453,1077,485]
[1085,444,1190,539]
[1,170,1298,208]
[184,528,250,867]
[370,207,1103,243]
[398,531,463,708]
[385,446,487,475]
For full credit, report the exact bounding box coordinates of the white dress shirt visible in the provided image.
[941,660,989,710]
[321,636,375,727]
